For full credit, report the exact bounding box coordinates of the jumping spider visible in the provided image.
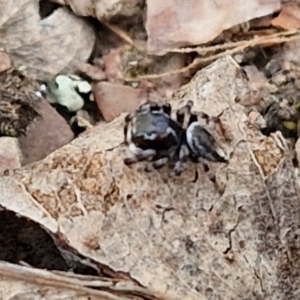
[123,100,228,175]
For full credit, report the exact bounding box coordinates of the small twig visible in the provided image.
[169,30,299,54]
[0,261,131,300]
[102,21,142,52]
[125,30,300,81]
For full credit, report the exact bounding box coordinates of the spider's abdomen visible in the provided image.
[186,122,227,162]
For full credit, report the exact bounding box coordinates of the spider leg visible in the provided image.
[187,113,198,126]
[144,163,154,172]
[124,124,129,144]
[125,111,136,123]
[197,111,210,124]
[153,157,169,169]
[143,102,172,116]
[197,110,228,141]
[161,103,172,116]
[124,111,137,144]
[139,101,161,113]
[174,144,190,176]
[124,148,157,165]
[199,162,225,194]
[176,100,194,126]
[144,157,169,172]
[201,162,216,182]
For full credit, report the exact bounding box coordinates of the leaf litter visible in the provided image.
[0,56,297,299]
[2,1,300,300]
[0,68,40,137]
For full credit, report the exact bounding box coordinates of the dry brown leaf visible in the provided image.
[146,0,281,55]
[271,3,300,30]
[0,56,299,299]
[0,0,95,81]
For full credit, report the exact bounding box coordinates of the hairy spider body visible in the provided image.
[124,102,188,174]
[123,101,228,176]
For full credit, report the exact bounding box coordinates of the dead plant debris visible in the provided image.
[0,69,40,137]
[3,1,300,300]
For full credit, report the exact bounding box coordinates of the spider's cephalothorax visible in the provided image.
[176,100,228,164]
[124,101,189,175]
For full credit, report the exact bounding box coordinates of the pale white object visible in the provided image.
[45,75,92,112]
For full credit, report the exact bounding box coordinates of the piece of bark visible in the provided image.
[0,56,298,300]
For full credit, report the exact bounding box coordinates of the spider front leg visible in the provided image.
[144,157,169,172]
[161,103,172,116]
[176,100,194,126]
[124,146,157,165]
[139,101,160,113]
[199,163,225,195]
[124,111,137,144]
[197,111,229,141]
[173,144,190,176]
[146,101,172,116]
